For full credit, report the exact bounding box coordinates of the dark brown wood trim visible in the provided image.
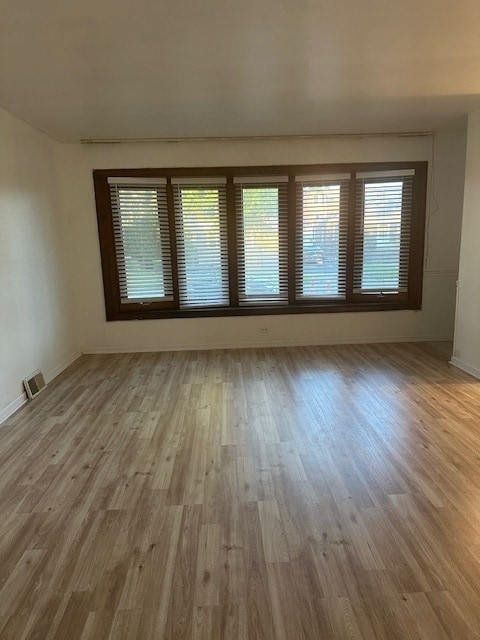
[235,183,246,301]
[399,176,413,292]
[226,177,239,307]
[106,300,420,321]
[287,176,297,305]
[351,292,409,303]
[279,182,289,302]
[408,162,427,308]
[345,172,356,302]
[93,161,427,181]
[166,179,180,309]
[93,172,121,320]
[93,161,428,322]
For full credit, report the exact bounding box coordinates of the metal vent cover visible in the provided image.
[23,370,46,400]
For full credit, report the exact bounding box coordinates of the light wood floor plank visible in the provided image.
[1,343,480,638]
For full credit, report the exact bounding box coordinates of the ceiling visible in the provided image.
[1,0,480,141]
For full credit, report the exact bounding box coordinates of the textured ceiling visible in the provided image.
[1,0,480,140]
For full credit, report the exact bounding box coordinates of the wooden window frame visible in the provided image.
[235,179,289,306]
[294,175,350,303]
[172,180,230,309]
[108,180,176,312]
[93,161,427,321]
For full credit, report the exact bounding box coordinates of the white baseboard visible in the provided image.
[82,334,454,354]
[0,349,82,426]
[45,350,82,383]
[450,357,480,380]
[0,393,27,425]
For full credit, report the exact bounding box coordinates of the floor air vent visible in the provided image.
[23,370,47,399]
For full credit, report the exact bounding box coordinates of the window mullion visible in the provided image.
[111,184,128,302]
[279,182,289,303]
[399,177,412,293]
[157,186,174,300]
[166,178,180,309]
[235,184,246,301]
[408,164,427,307]
[226,177,239,307]
[288,176,296,305]
[346,172,356,302]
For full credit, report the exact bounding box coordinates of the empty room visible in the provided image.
[1,0,480,638]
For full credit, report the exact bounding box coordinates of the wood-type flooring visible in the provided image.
[1,343,480,639]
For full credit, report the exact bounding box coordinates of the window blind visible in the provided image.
[235,177,288,305]
[354,170,414,295]
[173,179,229,308]
[95,162,427,320]
[295,174,349,300]
[108,178,173,303]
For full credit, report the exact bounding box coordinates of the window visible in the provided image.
[235,177,288,305]
[108,177,174,306]
[295,174,349,300]
[354,170,413,298]
[173,178,229,308]
[94,162,427,320]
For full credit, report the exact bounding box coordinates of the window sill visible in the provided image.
[106,301,421,321]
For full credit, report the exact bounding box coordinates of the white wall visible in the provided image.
[0,108,79,422]
[57,133,466,354]
[0,118,469,422]
[453,109,480,377]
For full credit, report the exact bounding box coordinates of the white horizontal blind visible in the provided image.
[235,179,288,305]
[173,182,229,308]
[109,181,173,303]
[295,175,349,299]
[354,173,413,294]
